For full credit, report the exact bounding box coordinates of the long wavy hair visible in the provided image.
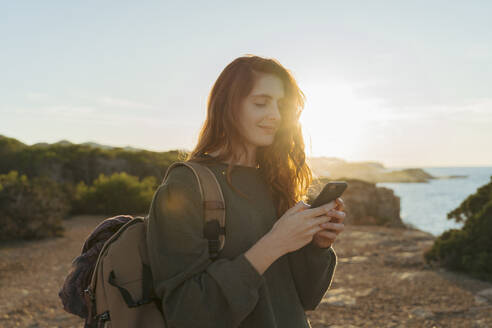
[182,54,312,218]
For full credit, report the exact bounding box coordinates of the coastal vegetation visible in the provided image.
[0,134,174,241]
[0,170,69,241]
[424,176,492,282]
[71,172,156,215]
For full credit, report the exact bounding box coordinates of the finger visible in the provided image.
[326,209,346,223]
[300,200,337,219]
[335,197,345,211]
[285,200,310,215]
[310,226,324,235]
[317,230,337,240]
[310,215,333,227]
[320,222,344,233]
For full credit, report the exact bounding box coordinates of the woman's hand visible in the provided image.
[267,200,338,255]
[312,197,345,248]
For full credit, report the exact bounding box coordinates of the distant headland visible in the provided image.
[306,157,468,183]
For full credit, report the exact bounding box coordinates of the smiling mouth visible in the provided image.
[259,126,277,134]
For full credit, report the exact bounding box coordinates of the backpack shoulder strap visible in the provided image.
[163,161,226,260]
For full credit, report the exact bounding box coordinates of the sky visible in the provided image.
[1,1,491,168]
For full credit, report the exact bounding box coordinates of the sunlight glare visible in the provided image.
[300,81,389,161]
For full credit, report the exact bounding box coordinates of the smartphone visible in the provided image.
[310,181,347,209]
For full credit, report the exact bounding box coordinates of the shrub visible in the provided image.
[71,172,157,215]
[0,170,70,241]
[424,176,492,282]
[447,176,492,223]
[0,135,179,188]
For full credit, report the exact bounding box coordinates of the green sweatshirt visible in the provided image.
[146,160,337,328]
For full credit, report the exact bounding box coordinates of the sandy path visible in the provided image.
[1,215,491,328]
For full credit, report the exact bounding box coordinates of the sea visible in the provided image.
[376,166,492,237]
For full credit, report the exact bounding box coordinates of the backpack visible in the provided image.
[58,161,227,328]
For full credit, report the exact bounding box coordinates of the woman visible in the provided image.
[146,54,346,328]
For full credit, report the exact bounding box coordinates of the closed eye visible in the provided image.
[255,103,266,107]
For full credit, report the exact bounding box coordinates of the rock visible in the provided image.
[338,256,369,264]
[52,314,73,322]
[384,252,423,267]
[409,307,434,319]
[321,288,357,307]
[474,319,491,328]
[321,287,376,307]
[474,295,489,305]
[402,230,434,241]
[307,178,405,227]
[417,240,435,250]
[394,271,424,281]
[476,288,492,303]
[355,288,376,297]
[396,245,421,252]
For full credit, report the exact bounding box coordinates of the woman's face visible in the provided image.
[237,73,284,150]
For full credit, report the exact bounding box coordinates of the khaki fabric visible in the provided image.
[92,218,166,327]
[85,161,226,328]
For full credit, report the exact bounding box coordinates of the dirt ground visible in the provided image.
[0,215,491,328]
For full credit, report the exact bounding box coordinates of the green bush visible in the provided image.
[447,176,492,223]
[424,176,492,282]
[0,135,179,188]
[72,172,157,215]
[0,170,70,241]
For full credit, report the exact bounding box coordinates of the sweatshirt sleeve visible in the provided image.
[146,165,265,328]
[287,240,337,311]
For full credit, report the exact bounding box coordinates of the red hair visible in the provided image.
[183,54,312,218]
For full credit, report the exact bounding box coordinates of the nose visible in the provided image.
[268,103,282,122]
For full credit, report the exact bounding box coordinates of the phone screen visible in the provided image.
[310,181,347,209]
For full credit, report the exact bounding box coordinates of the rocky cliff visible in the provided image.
[308,178,405,228]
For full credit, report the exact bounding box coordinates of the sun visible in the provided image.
[299,80,389,161]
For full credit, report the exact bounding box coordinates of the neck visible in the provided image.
[207,144,257,168]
